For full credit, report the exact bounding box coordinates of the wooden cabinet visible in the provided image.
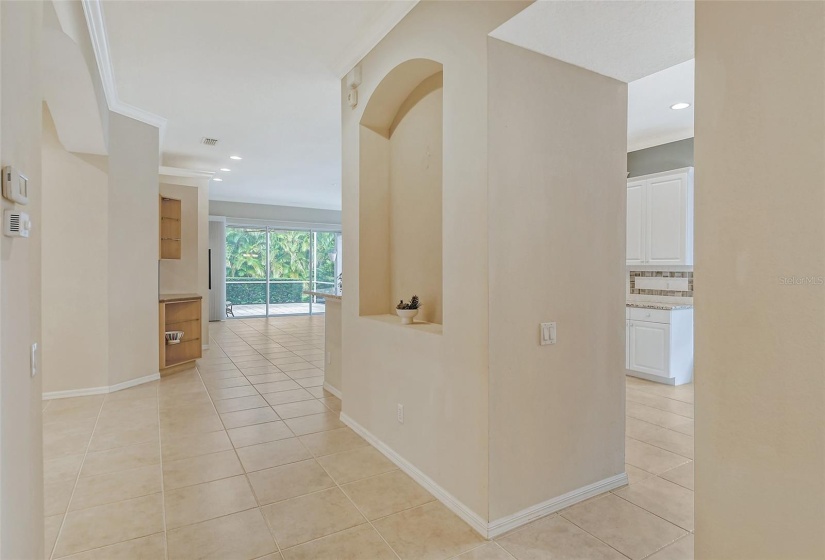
[626,307,693,385]
[626,168,693,266]
[159,294,202,373]
[160,196,182,260]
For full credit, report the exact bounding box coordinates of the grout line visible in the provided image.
[152,383,171,560]
[48,397,107,560]
[610,487,693,534]
[625,433,693,462]
[557,509,635,559]
[203,332,298,556]
[312,454,403,560]
[626,399,694,421]
[48,533,167,560]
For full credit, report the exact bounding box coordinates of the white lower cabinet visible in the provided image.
[629,321,670,376]
[626,307,693,385]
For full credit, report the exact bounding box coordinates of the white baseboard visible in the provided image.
[339,412,628,539]
[109,373,161,393]
[322,382,342,399]
[43,373,161,400]
[626,369,677,386]
[486,471,628,538]
[340,412,489,536]
[42,386,110,399]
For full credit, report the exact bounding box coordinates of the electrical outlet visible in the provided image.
[397,403,404,424]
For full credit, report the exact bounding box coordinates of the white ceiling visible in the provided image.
[490,0,694,83]
[628,59,694,152]
[490,0,694,152]
[101,1,416,210]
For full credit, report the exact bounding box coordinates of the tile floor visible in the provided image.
[42,315,694,560]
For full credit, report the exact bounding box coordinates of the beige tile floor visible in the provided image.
[42,315,693,560]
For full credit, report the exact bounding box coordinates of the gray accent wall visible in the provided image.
[628,137,694,177]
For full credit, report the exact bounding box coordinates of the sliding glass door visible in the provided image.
[311,231,341,309]
[225,226,268,318]
[268,230,311,315]
[225,225,340,318]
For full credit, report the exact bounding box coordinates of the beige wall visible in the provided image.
[342,1,529,520]
[197,185,209,343]
[486,38,627,520]
[695,2,825,558]
[160,182,210,343]
[42,105,109,393]
[388,76,443,324]
[0,1,45,556]
[107,113,159,385]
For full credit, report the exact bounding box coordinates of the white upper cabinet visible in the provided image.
[626,168,694,266]
[626,180,646,265]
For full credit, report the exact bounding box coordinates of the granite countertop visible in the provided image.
[159,293,203,303]
[303,290,342,301]
[626,301,693,310]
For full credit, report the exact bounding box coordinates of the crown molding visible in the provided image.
[81,0,168,149]
[332,0,419,79]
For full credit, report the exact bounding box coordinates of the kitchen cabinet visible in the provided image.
[629,320,670,377]
[626,306,693,385]
[626,168,693,266]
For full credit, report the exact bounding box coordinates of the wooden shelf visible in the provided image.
[159,296,202,374]
[159,196,182,260]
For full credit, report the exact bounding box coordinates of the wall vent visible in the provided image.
[201,137,219,146]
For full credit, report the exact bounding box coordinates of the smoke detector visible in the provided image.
[201,137,219,146]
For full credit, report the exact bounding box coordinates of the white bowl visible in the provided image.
[396,308,419,325]
[165,330,184,345]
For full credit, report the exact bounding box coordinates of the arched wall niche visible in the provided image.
[358,59,444,327]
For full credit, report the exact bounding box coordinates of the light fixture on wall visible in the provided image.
[220,168,231,172]
[670,102,691,110]
[213,177,223,182]
[346,66,362,109]
[230,155,242,160]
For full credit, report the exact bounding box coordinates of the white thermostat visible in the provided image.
[2,166,29,205]
[4,210,31,238]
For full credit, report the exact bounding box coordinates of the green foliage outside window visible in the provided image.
[225,227,338,306]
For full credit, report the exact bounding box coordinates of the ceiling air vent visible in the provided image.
[201,137,219,146]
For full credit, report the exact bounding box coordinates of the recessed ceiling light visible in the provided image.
[229,155,242,160]
[213,177,223,182]
[670,102,691,110]
[220,168,231,172]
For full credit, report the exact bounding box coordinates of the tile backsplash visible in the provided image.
[629,270,694,298]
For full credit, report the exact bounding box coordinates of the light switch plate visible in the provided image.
[30,342,38,377]
[540,322,556,346]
